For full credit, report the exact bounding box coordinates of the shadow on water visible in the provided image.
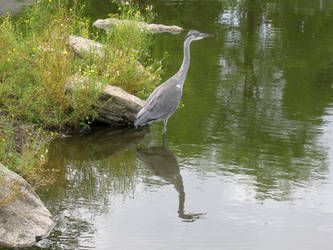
[136,136,205,222]
[39,127,149,249]
[45,126,149,203]
[48,126,148,162]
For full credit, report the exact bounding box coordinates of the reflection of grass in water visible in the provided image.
[46,148,139,206]
[41,149,139,249]
[99,150,138,199]
[45,127,148,207]
[42,150,140,249]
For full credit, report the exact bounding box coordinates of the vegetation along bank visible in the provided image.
[0,0,162,184]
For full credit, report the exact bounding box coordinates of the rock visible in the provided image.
[147,23,184,34]
[66,35,158,81]
[93,18,183,34]
[96,85,144,126]
[67,35,138,61]
[65,75,144,126]
[0,163,54,248]
[67,35,105,57]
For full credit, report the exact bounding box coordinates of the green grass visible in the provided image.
[0,0,161,130]
[0,115,55,184]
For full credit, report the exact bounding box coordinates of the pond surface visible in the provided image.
[0,0,33,16]
[34,0,333,249]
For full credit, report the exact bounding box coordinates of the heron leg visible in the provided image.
[163,119,168,134]
[162,133,167,146]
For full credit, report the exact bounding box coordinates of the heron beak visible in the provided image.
[200,32,212,38]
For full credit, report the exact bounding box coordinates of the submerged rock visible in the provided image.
[0,163,54,248]
[93,18,183,34]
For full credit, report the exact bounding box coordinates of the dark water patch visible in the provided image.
[0,0,33,16]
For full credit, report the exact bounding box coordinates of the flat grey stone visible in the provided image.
[93,18,183,34]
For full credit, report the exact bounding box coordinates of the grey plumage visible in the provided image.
[134,30,212,134]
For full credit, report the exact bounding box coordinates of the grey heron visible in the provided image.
[134,30,212,134]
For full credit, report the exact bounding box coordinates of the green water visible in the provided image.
[35,0,333,249]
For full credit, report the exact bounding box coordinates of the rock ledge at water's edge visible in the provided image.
[0,163,54,248]
[65,74,145,126]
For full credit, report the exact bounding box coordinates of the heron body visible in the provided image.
[134,30,211,134]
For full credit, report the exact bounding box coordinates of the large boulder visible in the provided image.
[65,75,144,126]
[0,163,54,248]
[96,84,144,126]
[93,18,183,34]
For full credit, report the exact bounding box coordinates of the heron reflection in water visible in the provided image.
[136,136,204,222]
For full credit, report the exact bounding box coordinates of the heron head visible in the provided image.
[185,30,212,41]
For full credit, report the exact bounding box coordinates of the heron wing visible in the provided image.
[136,78,182,125]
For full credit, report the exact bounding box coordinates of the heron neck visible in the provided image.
[177,39,192,86]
